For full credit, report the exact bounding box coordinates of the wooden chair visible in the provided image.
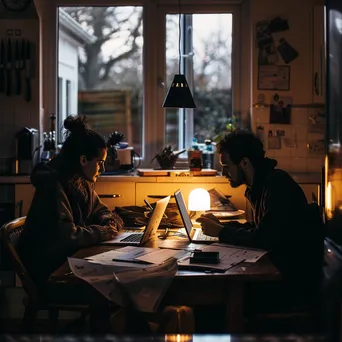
[0,217,89,333]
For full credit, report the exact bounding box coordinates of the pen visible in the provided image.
[144,199,168,218]
[112,258,149,264]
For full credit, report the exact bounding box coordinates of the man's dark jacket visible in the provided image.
[219,158,324,293]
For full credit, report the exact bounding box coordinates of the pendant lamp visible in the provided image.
[162,1,196,109]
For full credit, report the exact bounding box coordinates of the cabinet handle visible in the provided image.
[319,45,323,96]
[314,72,319,96]
[99,194,122,198]
[147,195,175,198]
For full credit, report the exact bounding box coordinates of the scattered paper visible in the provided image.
[136,248,188,264]
[68,256,177,313]
[212,243,267,263]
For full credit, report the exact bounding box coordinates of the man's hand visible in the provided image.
[196,214,224,237]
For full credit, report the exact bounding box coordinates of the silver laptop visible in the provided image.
[102,195,170,245]
[174,189,218,243]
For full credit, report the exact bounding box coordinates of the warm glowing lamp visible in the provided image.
[188,188,210,220]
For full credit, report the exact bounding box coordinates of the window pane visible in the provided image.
[165,13,233,149]
[57,7,143,154]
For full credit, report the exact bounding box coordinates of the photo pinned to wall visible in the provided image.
[258,42,279,65]
[308,107,326,134]
[258,65,290,90]
[277,38,299,64]
[269,95,292,124]
[267,130,282,150]
[255,20,273,48]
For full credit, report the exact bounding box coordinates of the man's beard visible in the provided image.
[229,165,246,188]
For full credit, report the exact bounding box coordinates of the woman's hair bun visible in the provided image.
[64,115,88,135]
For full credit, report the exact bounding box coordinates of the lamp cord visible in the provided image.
[178,0,181,74]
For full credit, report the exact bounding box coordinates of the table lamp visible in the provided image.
[188,188,211,221]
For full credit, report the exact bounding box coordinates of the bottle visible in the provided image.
[188,137,202,171]
[202,139,214,169]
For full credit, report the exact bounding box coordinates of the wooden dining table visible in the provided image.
[49,237,281,333]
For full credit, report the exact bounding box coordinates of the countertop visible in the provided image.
[0,171,322,184]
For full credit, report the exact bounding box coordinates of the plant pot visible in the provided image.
[105,146,120,171]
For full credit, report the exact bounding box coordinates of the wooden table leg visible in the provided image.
[225,284,244,333]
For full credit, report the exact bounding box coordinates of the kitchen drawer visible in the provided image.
[135,182,247,212]
[95,182,135,208]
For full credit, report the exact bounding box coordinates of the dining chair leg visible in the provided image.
[22,305,38,333]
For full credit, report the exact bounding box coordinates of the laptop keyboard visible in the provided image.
[120,233,143,243]
[195,230,218,241]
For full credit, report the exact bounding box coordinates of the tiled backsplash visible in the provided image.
[253,106,325,173]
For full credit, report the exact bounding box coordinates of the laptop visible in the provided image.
[174,189,219,243]
[101,195,170,245]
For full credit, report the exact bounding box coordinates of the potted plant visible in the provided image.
[106,131,125,171]
[150,145,185,169]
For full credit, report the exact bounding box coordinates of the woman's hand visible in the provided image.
[106,223,119,238]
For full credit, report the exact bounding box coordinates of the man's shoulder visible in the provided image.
[264,168,300,189]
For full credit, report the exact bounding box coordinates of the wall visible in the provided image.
[0,3,40,175]
[249,0,325,173]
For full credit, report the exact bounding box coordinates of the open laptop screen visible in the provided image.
[174,189,193,237]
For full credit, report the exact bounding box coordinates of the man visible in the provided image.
[197,130,324,298]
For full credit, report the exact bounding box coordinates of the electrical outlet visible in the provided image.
[307,140,325,155]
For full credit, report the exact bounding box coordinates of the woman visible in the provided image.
[17,115,124,288]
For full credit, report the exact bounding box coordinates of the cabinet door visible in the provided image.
[313,5,325,103]
[95,182,135,208]
[14,184,35,217]
[300,183,321,204]
[135,182,247,212]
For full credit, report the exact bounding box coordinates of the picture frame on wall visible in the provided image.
[258,65,291,90]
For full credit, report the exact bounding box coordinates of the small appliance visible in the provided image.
[15,127,39,175]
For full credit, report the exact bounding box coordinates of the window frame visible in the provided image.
[35,0,248,167]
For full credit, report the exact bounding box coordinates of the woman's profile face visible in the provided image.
[80,148,107,182]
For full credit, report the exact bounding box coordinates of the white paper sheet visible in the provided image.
[68,256,177,312]
[211,243,267,263]
[84,246,155,264]
[136,248,188,264]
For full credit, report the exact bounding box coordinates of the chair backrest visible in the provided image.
[0,217,40,303]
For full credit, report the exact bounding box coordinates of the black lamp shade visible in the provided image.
[162,74,196,108]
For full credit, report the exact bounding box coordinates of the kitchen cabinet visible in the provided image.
[300,183,321,204]
[14,184,35,217]
[135,181,248,215]
[95,182,135,208]
[312,5,325,104]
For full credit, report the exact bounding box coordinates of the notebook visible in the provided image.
[174,189,219,243]
[101,195,170,245]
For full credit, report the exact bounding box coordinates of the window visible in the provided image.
[66,79,71,117]
[41,0,243,166]
[165,13,233,150]
[57,77,63,142]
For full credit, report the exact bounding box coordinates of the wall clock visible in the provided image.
[1,0,31,12]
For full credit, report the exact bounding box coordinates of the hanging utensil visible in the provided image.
[24,39,31,102]
[0,39,5,93]
[6,38,12,97]
[14,39,21,95]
